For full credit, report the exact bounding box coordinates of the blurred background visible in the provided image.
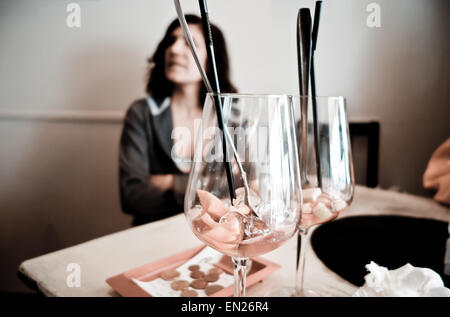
[0,0,448,294]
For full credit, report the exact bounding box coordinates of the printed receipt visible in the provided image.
[132,247,235,297]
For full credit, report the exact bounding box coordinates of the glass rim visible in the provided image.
[206,92,345,100]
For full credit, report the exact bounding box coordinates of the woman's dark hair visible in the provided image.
[146,14,237,105]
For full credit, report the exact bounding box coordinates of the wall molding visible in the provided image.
[0,110,381,125]
[0,109,125,123]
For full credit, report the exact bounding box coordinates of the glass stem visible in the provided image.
[295,227,310,296]
[232,257,250,297]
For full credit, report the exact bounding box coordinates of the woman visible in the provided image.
[119,15,237,226]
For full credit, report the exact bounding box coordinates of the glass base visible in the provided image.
[265,286,320,297]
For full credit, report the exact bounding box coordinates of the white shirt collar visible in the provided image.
[146,96,171,116]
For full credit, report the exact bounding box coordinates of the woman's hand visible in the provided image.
[149,174,174,192]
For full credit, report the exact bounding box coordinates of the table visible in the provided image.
[18,186,449,297]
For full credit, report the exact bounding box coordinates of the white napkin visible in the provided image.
[353,261,450,297]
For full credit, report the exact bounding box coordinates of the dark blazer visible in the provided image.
[119,97,188,226]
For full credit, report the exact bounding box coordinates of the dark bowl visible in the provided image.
[311,215,449,287]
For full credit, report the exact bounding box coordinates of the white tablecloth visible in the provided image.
[18,186,449,297]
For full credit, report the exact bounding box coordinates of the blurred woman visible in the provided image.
[119,15,237,226]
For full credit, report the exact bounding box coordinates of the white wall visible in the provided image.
[0,0,448,293]
[270,0,450,196]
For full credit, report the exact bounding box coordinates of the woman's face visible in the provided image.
[164,24,207,85]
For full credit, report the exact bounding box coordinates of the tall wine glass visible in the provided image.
[295,95,355,296]
[184,93,303,297]
[268,96,354,296]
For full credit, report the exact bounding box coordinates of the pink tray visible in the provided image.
[106,245,280,297]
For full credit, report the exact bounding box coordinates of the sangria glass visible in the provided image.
[184,93,303,297]
[270,96,355,296]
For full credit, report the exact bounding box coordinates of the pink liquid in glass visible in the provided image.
[190,211,291,258]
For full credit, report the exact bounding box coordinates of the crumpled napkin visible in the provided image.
[353,261,450,297]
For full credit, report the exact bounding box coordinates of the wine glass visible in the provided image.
[184,93,303,297]
[269,96,355,296]
[296,95,355,296]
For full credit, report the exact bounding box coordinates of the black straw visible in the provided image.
[198,0,236,201]
[311,1,323,189]
[297,9,312,98]
[296,8,312,186]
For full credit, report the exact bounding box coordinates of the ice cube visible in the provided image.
[200,211,244,244]
[313,202,333,220]
[244,215,270,239]
[197,189,229,221]
[256,200,293,228]
[233,187,261,209]
[316,193,332,208]
[302,202,313,214]
[331,198,348,212]
[229,204,250,216]
[302,188,322,204]
[219,211,245,241]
